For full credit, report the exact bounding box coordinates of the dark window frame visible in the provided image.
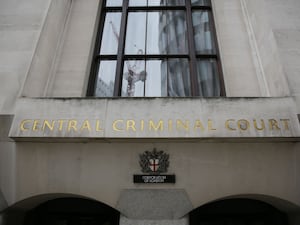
[87,0,225,97]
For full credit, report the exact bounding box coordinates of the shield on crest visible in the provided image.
[139,148,169,174]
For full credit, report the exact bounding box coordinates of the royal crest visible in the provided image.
[139,148,169,174]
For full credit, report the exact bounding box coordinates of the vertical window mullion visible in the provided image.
[207,9,226,96]
[186,0,200,96]
[87,2,107,96]
[114,0,129,96]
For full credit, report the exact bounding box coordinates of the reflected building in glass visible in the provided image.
[91,0,223,97]
[158,0,220,97]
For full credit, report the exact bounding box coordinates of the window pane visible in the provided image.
[192,11,216,54]
[125,12,146,54]
[129,0,147,6]
[106,0,122,7]
[122,60,146,97]
[129,0,185,6]
[159,11,188,54]
[196,59,220,97]
[100,13,122,54]
[145,60,167,97]
[166,0,185,6]
[167,59,191,97]
[191,0,211,6]
[146,12,160,54]
[94,61,116,97]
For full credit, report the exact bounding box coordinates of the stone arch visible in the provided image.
[1,193,120,225]
[189,194,300,225]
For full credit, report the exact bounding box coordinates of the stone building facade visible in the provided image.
[0,0,300,224]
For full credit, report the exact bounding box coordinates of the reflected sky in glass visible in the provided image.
[106,0,123,7]
[100,13,122,54]
[129,0,185,6]
[125,11,187,55]
[95,61,116,97]
[146,60,165,97]
[125,13,146,55]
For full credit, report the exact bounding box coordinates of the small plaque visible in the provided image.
[133,175,176,184]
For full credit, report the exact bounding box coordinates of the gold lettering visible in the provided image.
[208,119,216,131]
[32,120,40,131]
[68,120,78,132]
[80,120,91,131]
[280,119,290,130]
[253,119,265,131]
[140,120,144,131]
[269,119,280,130]
[194,120,205,131]
[177,120,189,131]
[42,120,55,131]
[58,120,66,131]
[96,120,103,131]
[225,119,236,131]
[149,120,163,131]
[20,119,32,131]
[168,120,173,132]
[126,120,136,131]
[113,120,124,131]
[237,119,250,131]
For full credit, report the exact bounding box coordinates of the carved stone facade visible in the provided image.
[0,0,300,225]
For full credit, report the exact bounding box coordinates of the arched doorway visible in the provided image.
[189,198,289,225]
[23,197,120,225]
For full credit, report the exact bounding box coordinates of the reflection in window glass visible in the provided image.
[106,0,123,7]
[89,0,222,97]
[145,60,166,97]
[148,0,165,6]
[191,0,211,6]
[125,13,146,55]
[159,11,188,54]
[167,59,191,97]
[94,61,117,97]
[146,12,160,54]
[196,59,220,97]
[122,60,146,97]
[192,11,215,54]
[130,0,185,6]
[125,11,187,55]
[129,0,147,6]
[100,13,122,54]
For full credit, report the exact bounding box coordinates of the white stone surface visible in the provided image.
[8,141,300,214]
[1,0,300,223]
[0,0,51,113]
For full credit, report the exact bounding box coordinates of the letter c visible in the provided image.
[225,119,236,131]
[113,120,124,131]
[20,120,32,131]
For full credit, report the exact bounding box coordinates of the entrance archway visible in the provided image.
[23,197,120,225]
[190,198,289,225]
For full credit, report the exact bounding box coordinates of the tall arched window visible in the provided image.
[87,0,225,97]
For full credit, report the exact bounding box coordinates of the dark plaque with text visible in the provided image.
[133,174,176,184]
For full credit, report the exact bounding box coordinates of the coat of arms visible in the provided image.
[139,148,169,174]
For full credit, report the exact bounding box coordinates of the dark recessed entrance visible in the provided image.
[24,197,120,225]
[189,198,289,225]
